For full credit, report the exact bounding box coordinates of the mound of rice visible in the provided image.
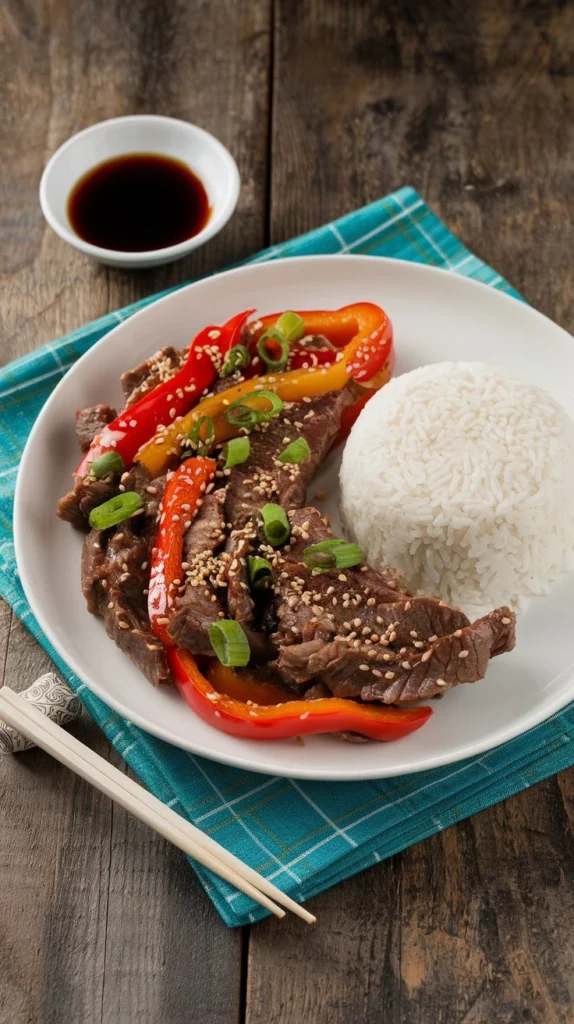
[340,361,574,613]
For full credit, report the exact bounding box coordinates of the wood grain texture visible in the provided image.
[0,0,270,1021]
[2,0,574,1022]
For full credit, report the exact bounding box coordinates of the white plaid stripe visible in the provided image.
[288,780,358,848]
[189,754,303,884]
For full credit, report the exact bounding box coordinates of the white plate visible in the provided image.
[14,255,574,780]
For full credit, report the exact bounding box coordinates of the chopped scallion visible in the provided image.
[90,451,125,479]
[224,436,250,469]
[225,390,284,429]
[248,555,274,590]
[221,344,251,378]
[260,503,290,548]
[89,492,143,530]
[275,311,305,344]
[208,620,251,667]
[278,437,311,464]
[303,538,363,572]
[257,329,290,372]
[189,416,215,456]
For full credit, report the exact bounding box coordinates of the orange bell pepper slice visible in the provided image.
[169,648,432,742]
[135,302,393,477]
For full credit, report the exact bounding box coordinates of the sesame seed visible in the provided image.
[428,635,438,643]
[401,661,411,670]
[410,630,418,638]
[118,621,130,630]
[421,651,432,662]
[501,617,511,625]
[353,618,362,628]
[359,664,370,671]
[366,597,376,607]
[436,679,447,687]
[372,669,383,678]
[404,601,412,611]
[384,671,395,680]
[458,650,469,659]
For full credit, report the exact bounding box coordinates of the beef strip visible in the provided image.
[81,523,170,685]
[121,462,166,526]
[225,534,254,626]
[272,507,516,701]
[57,476,119,528]
[121,345,184,407]
[166,490,227,655]
[76,404,117,452]
[224,386,355,530]
[272,506,407,651]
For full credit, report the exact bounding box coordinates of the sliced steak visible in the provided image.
[81,529,108,613]
[224,386,355,530]
[272,506,408,651]
[271,507,516,699]
[226,535,254,626]
[76,404,117,452]
[121,462,167,524]
[166,490,227,655]
[103,592,169,686]
[80,522,169,686]
[183,489,226,560]
[57,476,118,529]
[121,345,184,407]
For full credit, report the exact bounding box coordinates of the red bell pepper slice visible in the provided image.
[75,309,253,478]
[169,648,432,742]
[148,457,217,646]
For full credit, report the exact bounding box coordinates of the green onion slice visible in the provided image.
[208,620,251,667]
[260,503,290,548]
[248,556,274,590]
[221,344,250,378]
[303,539,363,572]
[257,329,290,372]
[225,390,284,429]
[190,416,215,455]
[89,492,143,530]
[275,311,305,344]
[224,436,250,469]
[278,437,311,464]
[90,451,125,479]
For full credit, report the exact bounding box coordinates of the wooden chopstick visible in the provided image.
[0,686,316,924]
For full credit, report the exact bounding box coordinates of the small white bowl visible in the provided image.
[39,115,240,268]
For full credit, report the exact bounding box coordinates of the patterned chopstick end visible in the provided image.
[0,673,81,753]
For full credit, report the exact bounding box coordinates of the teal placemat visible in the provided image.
[2,185,573,927]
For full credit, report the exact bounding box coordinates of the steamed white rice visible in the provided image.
[339,361,574,614]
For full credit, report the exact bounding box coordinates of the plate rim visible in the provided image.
[13,253,574,780]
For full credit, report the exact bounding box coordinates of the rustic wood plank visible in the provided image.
[0,0,271,1020]
[247,2,574,1023]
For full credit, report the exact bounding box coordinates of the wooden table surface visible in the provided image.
[2,1,574,1021]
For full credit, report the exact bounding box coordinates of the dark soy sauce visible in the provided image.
[68,153,211,252]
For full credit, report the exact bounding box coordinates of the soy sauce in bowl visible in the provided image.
[68,153,211,252]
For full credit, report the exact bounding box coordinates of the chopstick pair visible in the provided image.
[0,686,315,925]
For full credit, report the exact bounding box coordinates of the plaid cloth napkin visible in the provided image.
[2,185,574,927]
